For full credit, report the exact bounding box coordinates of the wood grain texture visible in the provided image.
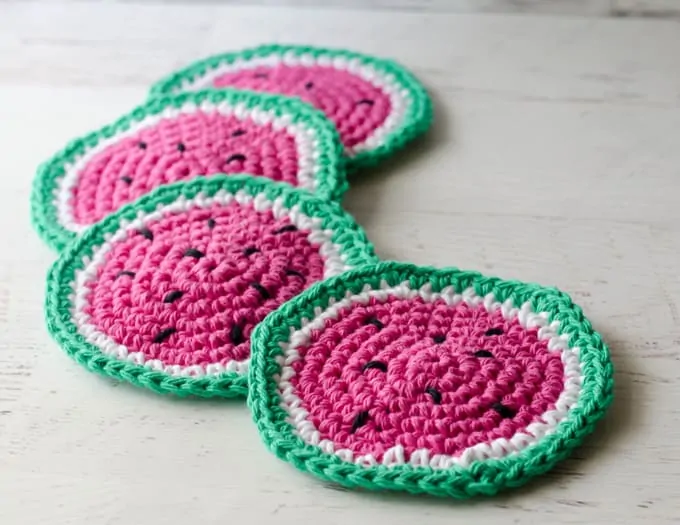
[1,1,680,523]
[113,0,615,16]
[46,0,680,18]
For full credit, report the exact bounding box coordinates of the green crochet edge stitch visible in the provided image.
[248,261,614,498]
[45,174,378,399]
[149,44,433,170]
[31,88,347,253]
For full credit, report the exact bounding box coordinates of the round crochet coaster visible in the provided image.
[149,44,433,169]
[249,262,614,498]
[45,175,377,398]
[31,89,346,252]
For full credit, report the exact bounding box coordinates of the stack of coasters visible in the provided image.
[31,44,613,499]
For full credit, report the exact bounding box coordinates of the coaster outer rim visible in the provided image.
[45,174,377,399]
[31,88,347,252]
[247,260,615,498]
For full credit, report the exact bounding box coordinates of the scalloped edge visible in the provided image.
[31,89,347,252]
[149,44,433,170]
[45,175,378,399]
[248,261,614,498]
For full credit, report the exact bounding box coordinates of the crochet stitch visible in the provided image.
[45,175,377,398]
[149,44,433,169]
[248,262,614,498]
[31,89,346,252]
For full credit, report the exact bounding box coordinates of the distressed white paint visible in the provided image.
[1,2,679,524]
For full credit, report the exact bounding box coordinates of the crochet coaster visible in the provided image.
[31,89,345,252]
[150,44,433,169]
[45,175,377,398]
[249,262,614,498]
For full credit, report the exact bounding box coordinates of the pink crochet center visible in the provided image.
[290,296,565,460]
[211,65,391,149]
[71,111,299,226]
[82,200,325,367]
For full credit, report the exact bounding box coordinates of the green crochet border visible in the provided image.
[45,175,378,399]
[31,89,347,252]
[149,44,434,170]
[248,261,614,498]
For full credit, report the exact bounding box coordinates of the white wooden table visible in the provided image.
[1,1,679,523]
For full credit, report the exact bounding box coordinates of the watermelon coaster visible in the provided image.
[31,89,346,252]
[150,44,433,169]
[45,175,377,398]
[249,262,614,498]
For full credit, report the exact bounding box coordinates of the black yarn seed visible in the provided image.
[183,248,205,259]
[474,349,494,358]
[138,141,147,149]
[153,327,176,344]
[492,402,516,419]
[274,224,298,234]
[432,334,446,344]
[163,290,184,303]
[425,387,442,405]
[485,327,504,336]
[362,361,387,373]
[350,411,370,433]
[120,176,133,185]
[225,153,246,164]
[243,246,260,256]
[207,218,216,229]
[177,142,186,152]
[138,227,153,241]
[357,99,375,106]
[231,129,246,137]
[305,81,314,89]
[115,270,135,279]
[364,317,384,330]
[285,269,304,279]
[230,323,245,345]
[254,72,268,78]
[250,282,270,300]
